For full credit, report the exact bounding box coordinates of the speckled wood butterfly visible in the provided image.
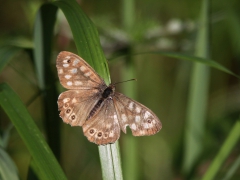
[56,51,162,145]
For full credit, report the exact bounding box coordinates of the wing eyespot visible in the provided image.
[97,132,102,137]
[147,119,152,123]
[89,129,95,134]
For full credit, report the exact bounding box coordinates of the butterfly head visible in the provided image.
[103,85,115,98]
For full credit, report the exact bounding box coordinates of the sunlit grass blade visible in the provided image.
[0,83,67,180]
[202,121,240,180]
[53,1,123,179]
[0,147,19,180]
[0,46,21,73]
[53,0,110,84]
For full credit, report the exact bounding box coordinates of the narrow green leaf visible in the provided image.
[202,121,240,180]
[152,52,239,79]
[53,0,110,84]
[34,3,58,89]
[110,143,123,180]
[121,0,138,179]
[0,83,67,180]
[113,52,240,79]
[183,0,210,174]
[98,145,115,180]
[53,1,123,179]
[33,3,61,161]
[222,154,240,180]
[0,148,19,180]
[0,46,21,73]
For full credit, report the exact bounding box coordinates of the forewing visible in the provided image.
[58,89,101,126]
[56,51,105,89]
[113,92,162,136]
[82,99,120,145]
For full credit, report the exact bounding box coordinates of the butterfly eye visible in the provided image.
[97,132,102,137]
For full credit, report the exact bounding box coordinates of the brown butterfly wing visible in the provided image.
[56,51,105,90]
[113,92,162,136]
[82,99,120,145]
[57,51,162,145]
[58,89,101,126]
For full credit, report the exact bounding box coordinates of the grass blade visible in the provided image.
[202,121,240,180]
[0,46,21,73]
[183,0,210,174]
[33,3,61,160]
[121,0,138,179]
[0,83,67,180]
[113,52,240,79]
[53,1,123,179]
[0,148,19,180]
[222,154,240,180]
[53,0,110,84]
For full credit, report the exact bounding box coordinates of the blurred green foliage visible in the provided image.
[0,0,240,179]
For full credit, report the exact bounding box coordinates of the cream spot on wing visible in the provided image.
[136,106,141,113]
[129,102,134,110]
[121,114,127,122]
[73,59,80,66]
[80,66,86,72]
[65,75,72,79]
[109,131,114,137]
[144,123,153,129]
[74,81,83,86]
[70,68,77,74]
[63,64,69,68]
[72,98,77,103]
[123,124,128,130]
[131,123,137,130]
[67,81,72,86]
[144,111,151,119]
[139,130,145,135]
[135,115,141,123]
[84,71,91,77]
[106,124,112,128]
[63,98,70,103]
[65,56,70,59]
[58,68,63,74]
[63,59,69,63]
[113,114,118,120]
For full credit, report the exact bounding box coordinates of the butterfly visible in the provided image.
[56,51,162,145]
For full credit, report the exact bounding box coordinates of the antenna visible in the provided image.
[113,78,137,85]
